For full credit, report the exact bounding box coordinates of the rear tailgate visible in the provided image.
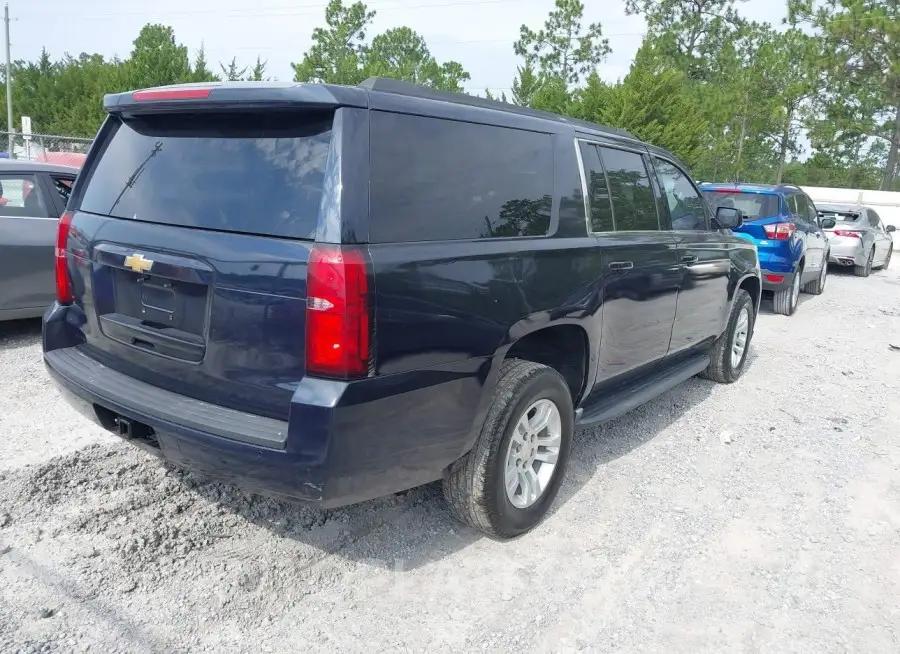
[64,91,357,421]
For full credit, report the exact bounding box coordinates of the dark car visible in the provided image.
[700,183,829,316]
[0,160,78,321]
[43,79,761,538]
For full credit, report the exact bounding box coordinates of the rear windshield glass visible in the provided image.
[701,190,780,221]
[77,112,332,239]
[818,210,859,222]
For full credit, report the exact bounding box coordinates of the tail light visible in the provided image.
[764,274,784,283]
[305,245,371,379]
[833,229,862,238]
[55,211,74,304]
[763,222,795,240]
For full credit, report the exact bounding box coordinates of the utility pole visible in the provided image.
[4,3,12,158]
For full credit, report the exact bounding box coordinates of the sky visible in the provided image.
[15,0,789,94]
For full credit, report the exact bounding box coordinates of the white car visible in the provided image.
[817,203,895,277]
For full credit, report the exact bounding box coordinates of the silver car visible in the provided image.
[0,160,78,321]
[817,203,896,277]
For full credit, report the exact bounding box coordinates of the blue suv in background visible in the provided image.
[700,183,829,316]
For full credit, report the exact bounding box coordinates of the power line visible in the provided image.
[228,32,648,52]
[30,0,532,20]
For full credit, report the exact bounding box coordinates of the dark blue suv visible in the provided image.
[700,183,830,315]
[44,78,761,538]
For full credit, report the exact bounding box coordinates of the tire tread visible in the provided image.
[443,359,569,538]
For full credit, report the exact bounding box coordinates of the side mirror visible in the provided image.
[821,217,836,229]
[715,206,743,230]
[887,224,896,233]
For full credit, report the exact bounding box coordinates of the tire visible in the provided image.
[880,247,891,270]
[854,248,874,277]
[802,252,828,295]
[772,265,802,316]
[699,289,755,384]
[443,359,574,539]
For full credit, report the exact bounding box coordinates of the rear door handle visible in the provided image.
[681,255,699,265]
[608,261,633,271]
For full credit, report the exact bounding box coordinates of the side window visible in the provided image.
[597,146,659,231]
[368,112,554,242]
[652,157,708,231]
[792,193,808,220]
[806,201,818,226]
[52,175,76,210]
[0,174,49,218]
[578,142,615,232]
[868,210,882,231]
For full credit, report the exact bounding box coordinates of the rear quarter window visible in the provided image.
[368,112,554,242]
[76,112,333,239]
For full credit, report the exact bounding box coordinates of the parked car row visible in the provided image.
[699,182,894,316]
[0,79,893,539]
[0,160,78,321]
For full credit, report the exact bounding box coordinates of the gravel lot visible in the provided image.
[2,264,900,653]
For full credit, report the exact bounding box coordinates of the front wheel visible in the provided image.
[880,247,892,270]
[699,288,755,384]
[443,359,574,538]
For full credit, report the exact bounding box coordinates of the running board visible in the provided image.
[575,354,710,427]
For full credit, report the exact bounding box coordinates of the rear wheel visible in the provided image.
[802,252,828,295]
[700,289,754,384]
[854,248,874,277]
[443,359,573,538]
[773,266,802,315]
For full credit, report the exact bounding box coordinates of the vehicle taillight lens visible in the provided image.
[763,222,795,240]
[55,211,74,304]
[764,274,784,283]
[833,229,861,238]
[305,245,371,379]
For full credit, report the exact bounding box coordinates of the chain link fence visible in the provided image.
[2,132,93,168]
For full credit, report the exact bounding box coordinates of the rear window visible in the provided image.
[701,190,780,221]
[77,112,333,239]
[818,209,860,223]
[368,112,554,242]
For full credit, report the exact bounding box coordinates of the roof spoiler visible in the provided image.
[103,82,368,114]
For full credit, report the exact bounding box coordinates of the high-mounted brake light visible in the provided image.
[132,88,212,102]
[56,211,74,304]
[305,246,371,379]
[763,222,795,240]
[833,229,862,239]
[712,189,744,194]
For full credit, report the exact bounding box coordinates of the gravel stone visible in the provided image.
[1,266,900,652]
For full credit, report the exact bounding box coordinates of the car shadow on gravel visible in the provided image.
[169,361,739,572]
[0,318,42,352]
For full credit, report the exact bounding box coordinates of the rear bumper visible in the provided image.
[759,267,796,292]
[827,240,865,266]
[43,306,487,508]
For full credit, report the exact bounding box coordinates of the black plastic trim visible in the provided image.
[45,346,288,449]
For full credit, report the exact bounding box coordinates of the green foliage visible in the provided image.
[291,0,469,90]
[2,0,896,192]
[571,47,707,168]
[789,0,900,190]
[513,0,609,86]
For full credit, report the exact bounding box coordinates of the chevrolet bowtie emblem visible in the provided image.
[124,253,154,274]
